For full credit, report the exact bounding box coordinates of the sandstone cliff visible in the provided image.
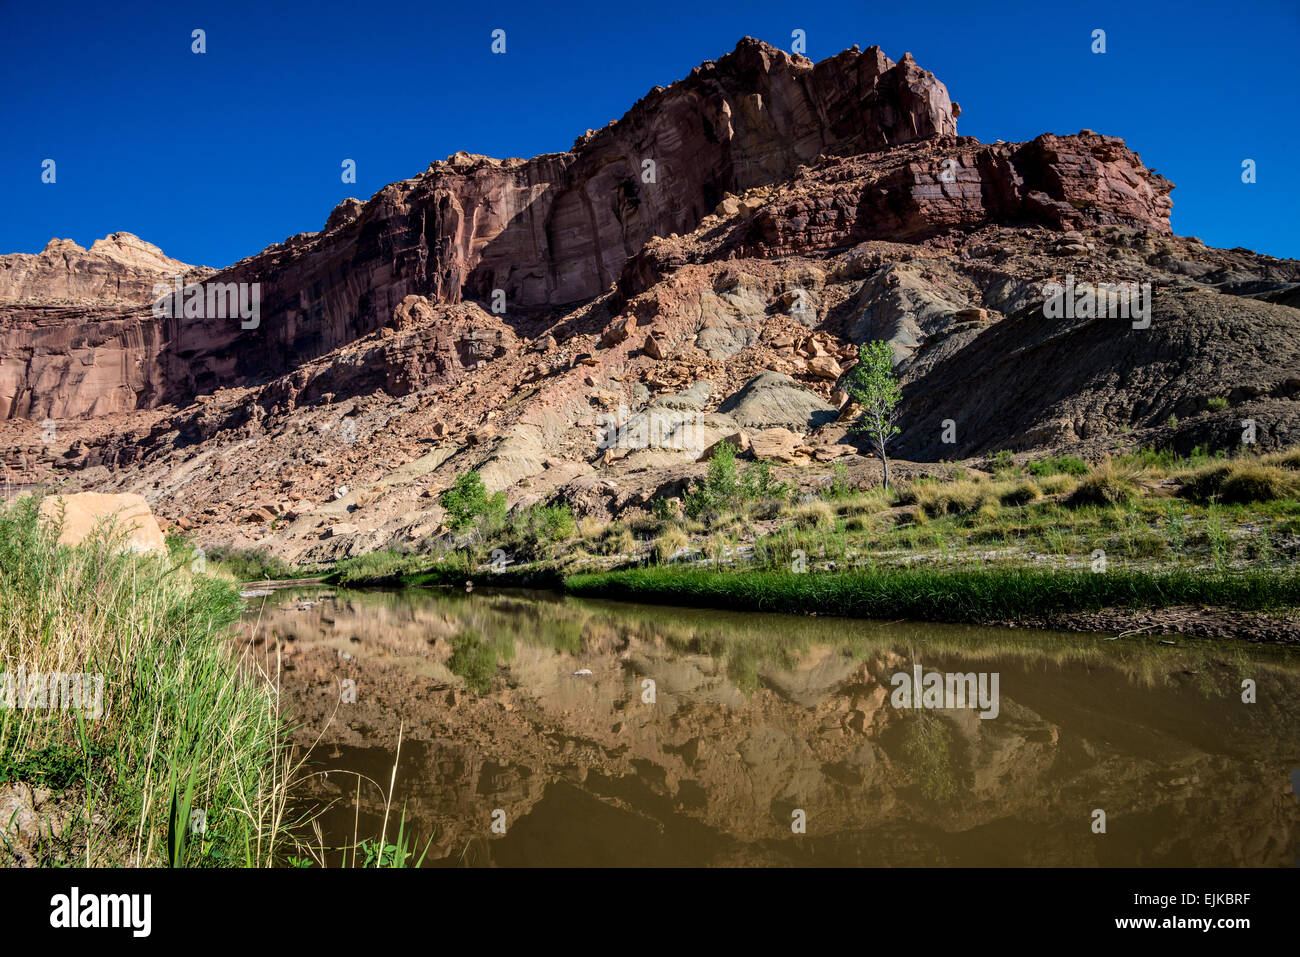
[0,38,1173,421]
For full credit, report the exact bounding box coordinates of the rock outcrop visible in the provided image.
[3,36,1298,561]
[0,233,205,304]
[0,39,1174,422]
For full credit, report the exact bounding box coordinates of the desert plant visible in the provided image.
[1067,459,1145,506]
[1027,455,1089,477]
[845,340,903,489]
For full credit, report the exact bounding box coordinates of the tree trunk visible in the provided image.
[878,445,890,490]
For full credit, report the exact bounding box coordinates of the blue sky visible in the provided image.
[1,0,1296,267]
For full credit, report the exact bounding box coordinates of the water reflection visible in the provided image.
[242,586,1300,867]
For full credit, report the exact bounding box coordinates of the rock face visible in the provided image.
[0,233,204,303]
[717,371,839,431]
[38,492,167,555]
[4,36,1299,562]
[0,38,1173,422]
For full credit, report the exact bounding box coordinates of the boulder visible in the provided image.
[749,428,811,465]
[38,492,167,555]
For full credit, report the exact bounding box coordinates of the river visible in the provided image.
[242,586,1300,866]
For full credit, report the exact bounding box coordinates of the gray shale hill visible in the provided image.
[1,38,1297,560]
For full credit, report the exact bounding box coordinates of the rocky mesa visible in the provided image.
[1,37,1297,563]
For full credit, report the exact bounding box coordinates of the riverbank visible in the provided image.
[186,445,1300,642]
[0,497,292,866]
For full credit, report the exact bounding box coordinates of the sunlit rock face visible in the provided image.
[0,38,1176,423]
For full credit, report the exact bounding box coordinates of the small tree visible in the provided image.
[439,470,490,531]
[845,340,903,489]
[685,440,741,518]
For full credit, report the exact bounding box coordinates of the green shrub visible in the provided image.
[741,461,793,503]
[1207,396,1229,412]
[439,471,499,531]
[685,441,741,519]
[822,461,854,499]
[1027,455,1089,477]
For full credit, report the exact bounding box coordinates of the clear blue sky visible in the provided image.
[2,0,1296,267]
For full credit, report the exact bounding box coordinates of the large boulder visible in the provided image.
[38,492,167,555]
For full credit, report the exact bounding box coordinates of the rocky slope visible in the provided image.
[2,38,1298,560]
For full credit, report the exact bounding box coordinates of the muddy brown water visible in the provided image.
[241,586,1300,867]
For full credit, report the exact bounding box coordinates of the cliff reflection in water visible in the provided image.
[244,587,1300,867]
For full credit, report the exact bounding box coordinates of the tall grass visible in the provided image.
[565,564,1300,623]
[0,495,292,866]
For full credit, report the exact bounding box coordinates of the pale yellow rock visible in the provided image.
[38,492,167,555]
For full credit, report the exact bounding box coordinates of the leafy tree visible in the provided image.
[845,341,903,489]
[685,440,742,518]
[439,470,491,531]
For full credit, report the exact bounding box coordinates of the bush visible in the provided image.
[439,471,503,532]
[1207,396,1229,412]
[685,441,741,519]
[822,461,854,499]
[1027,455,1089,477]
[686,443,792,518]
[1066,459,1144,507]
[499,502,577,559]
[741,461,793,503]
[1181,461,1296,504]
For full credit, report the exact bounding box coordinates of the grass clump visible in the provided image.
[999,479,1042,506]
[896,478,992,518]
[1067,459,1145,507]
[654,525,691,563]
[1179,460,1298,505]
[0,495,289,866]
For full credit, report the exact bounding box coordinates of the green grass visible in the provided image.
[333,548,429,584]
[201,544,303,582]
[564,564,1300,622]
[0,495,292,866]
